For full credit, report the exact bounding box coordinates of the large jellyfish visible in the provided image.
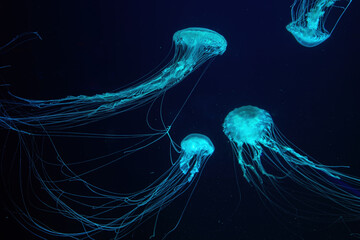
[0,27,227,132]
[223,105,360,220]
[0,27,224,239]
[286,0,352,47]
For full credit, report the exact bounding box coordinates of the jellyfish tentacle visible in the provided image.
[263,137,341,179]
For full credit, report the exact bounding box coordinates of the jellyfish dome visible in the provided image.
[286,22,330,47]
[223,105,360,220]
[223,106,272,146]
[173,27,227,58]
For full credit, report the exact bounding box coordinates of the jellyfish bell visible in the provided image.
[223,106,272,146]
[286,22,330,47]
[173,27,227,57]
[286,0,352,47]
[179,133,215,182]
[223,105,360,221]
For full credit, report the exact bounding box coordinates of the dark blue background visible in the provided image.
[1,0,360,239]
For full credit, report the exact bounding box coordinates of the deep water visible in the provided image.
[0,0,359,239]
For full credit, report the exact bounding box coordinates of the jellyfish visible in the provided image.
[179,133,215,182]
[286,0,352,47]
[5,132,214,239]
[223,105,360,220]
[0,27,227,132]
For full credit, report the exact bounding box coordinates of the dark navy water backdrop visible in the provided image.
[1,0,360,239]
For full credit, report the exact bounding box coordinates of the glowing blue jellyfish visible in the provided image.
[223,105,360,219]
[8,132,214,239]
[179,134,215,182]
[286,0,352,47]
[0,27,227,132]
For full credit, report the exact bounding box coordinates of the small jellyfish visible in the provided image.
[179,133,215,182]
[0,27,227,132]
[286,0,352,47]
[10,133,214,239]
[223,105,360,220]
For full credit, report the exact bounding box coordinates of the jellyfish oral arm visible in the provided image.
[180,151,205,182]
[234,143,265,184]
[306,5,326,30]
[180,153,191,175]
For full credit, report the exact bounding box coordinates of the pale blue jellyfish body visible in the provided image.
[223,105,360,219]
[13,132,214,239]
[286,0,352,47]
[0,27,227,132]
[179,134,215,182]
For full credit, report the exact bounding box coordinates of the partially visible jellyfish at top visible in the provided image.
[0,27,225,239]
[286,0,352,47]
[0,27,227,133]
[223,105,360,220]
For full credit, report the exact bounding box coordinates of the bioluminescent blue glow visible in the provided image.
[0,27,227,132]
[223,105,360,220]
[286,0,352,47]
[0,27,226,239]
[179,133,215,182]
[11,132,214,239]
